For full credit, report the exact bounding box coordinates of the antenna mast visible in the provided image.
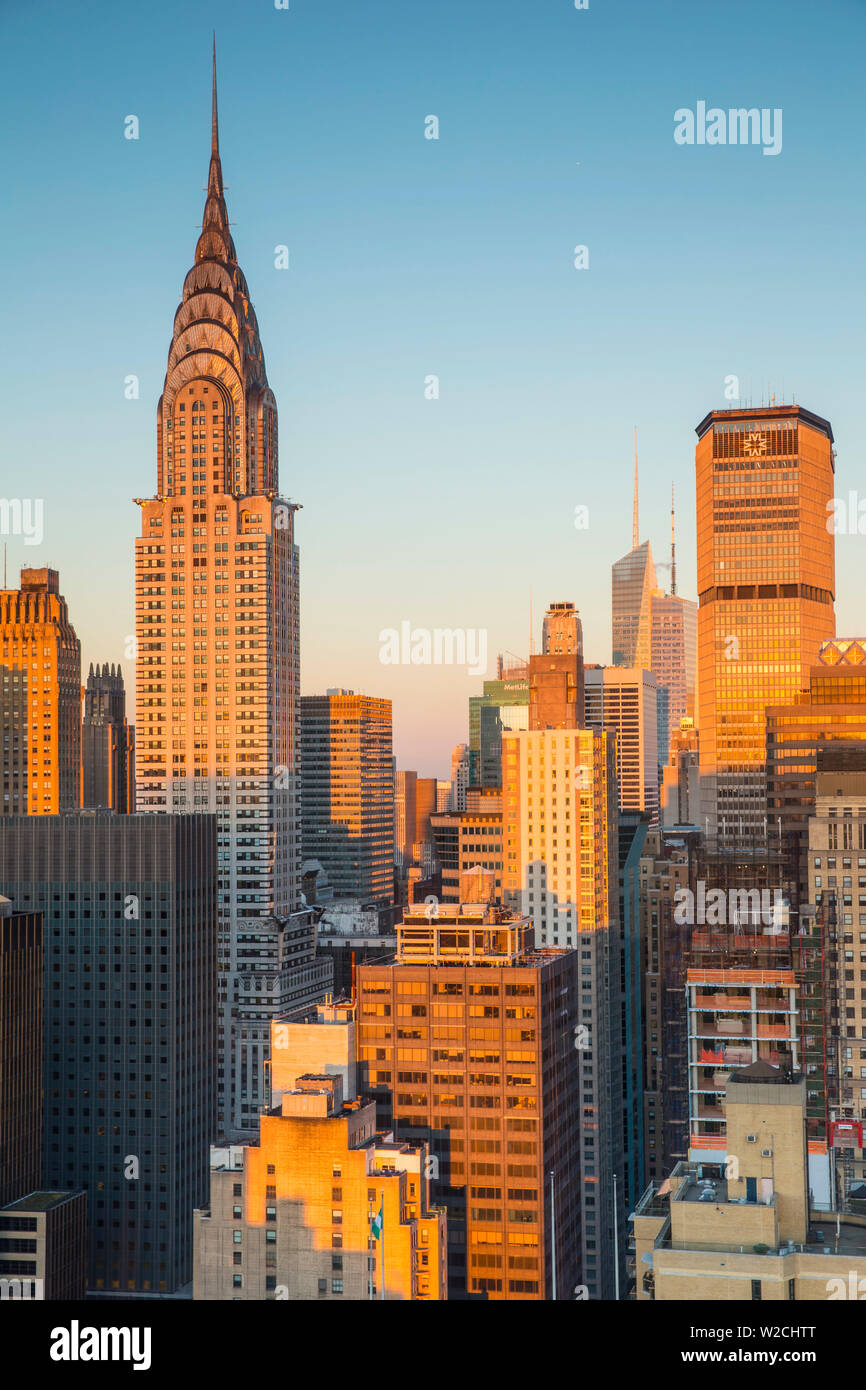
[670,484,677,596]
[632,427,639,550]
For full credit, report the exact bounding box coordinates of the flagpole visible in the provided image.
[379,1188,385,1300]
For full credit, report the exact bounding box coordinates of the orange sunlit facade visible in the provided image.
[134,53,330,1141]
[0,567,80,815]
[695,404,835,846]
[300,692,394,904]
[193,1072,446,1300]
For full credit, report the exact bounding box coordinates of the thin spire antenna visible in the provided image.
[670,483,677,596]
[529,590,534,657]
[211,34,219,156]
[632,426,639,550]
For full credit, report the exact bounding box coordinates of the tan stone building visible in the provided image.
[633,1061,866,1300]
[193,1070,446,1301]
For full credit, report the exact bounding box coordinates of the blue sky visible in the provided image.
[1,0,864,775]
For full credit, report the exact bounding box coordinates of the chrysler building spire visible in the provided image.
[211,34,219,157]
[154,45,276,500]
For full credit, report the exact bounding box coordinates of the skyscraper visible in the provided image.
[500,723,624,1296]
[695,403,836,847]
[82,663,135,813]
[0,811,217,1294]
[300,691,394,906]
[649,592,696,763]
[356,904,581,1300]
[0,567,80,815]
[430,787,503,902]
[395,770,417,867]
[0,896,42,1207]
[468,666,529,787]
[542,600,584,658]
[585,665,660,823]
[612,540,656,670]
[612,437,657,669]
[450,743,470,810]
[766,637,866,898]
[133,52,330,1139]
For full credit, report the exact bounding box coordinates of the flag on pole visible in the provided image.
[371,1202,384,1241]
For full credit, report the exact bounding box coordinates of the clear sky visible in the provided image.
[2,0,864,776]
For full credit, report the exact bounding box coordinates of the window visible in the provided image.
[332,1278,343,1294]
[751,1279,762,1300]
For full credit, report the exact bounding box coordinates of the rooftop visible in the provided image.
[2,1190,76,1212]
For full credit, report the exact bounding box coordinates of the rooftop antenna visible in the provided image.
[632,426,639,550]
[529,589,534,657]
[670,484,677,596]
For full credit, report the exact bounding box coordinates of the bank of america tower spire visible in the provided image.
[134,48,331,1141]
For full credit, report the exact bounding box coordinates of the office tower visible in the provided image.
[436,781,451,812]
[632,1063,864,1301]
[528,643,585,732]
[501,725,623,1296]
[585,665,660,823]
[300,691,394,906]
[612,542,656,669]
[0,567,80,815]
[660,717,700,826]
[618,811,650,1211]
[695,403,836,847]
[649,592,697,764]
[681,838,800,1159]
[395,770,417,867]
[502,726,616,948]
[0,811,217,1294]
[133,55,330,1140]
[0,897,42,1206]
[450,743,470,810]
[82,663,135,813]
[766,637,866,898]
[194,1012,446,1300]
[0,1190,87,1300]
[431,788,503,902]
[542,601,584,658]
[414,777,438,873]
[638,828,697,1181]
[612,460,656,669]
[807,748,866,1195]
[468,669,529,787]
[356,904,581,1301]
